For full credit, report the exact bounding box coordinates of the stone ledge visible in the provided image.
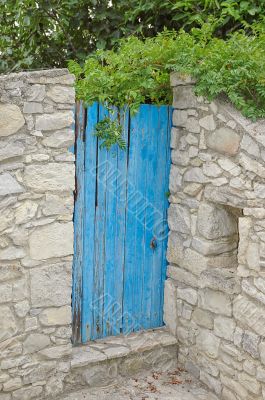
[71,327,177,369]
[0,68,70,81]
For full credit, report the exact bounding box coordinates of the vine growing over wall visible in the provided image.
[69,21,265,149]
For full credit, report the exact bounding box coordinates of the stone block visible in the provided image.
[239,152,265,179]
[23,102,43,114]
[82,362,118,387]
[177,287,197,305]
[0,265,22,283]
[29,222,73,260]
[186,117,200,133]
[172,109,188,127]
[0,104,25,136]
[12,386,43,400]
[243,359,256,376]
[192,236,238,256]
[24,162,75,192]
[23,362,56,384]
[0,209,13,233]
[202,162,222,177]
[198,288,232,316]
[169,164,183,193]
[0,306,18,341]
[200,370,222,395]
[242,330,259,359]
[26,84,46,101]
[14,300,30,318]
[196,329,220,359]
[197,202,237,240]
[220,374,248,399]
[35,111,74,131]
[47,85,75,103]
[0,246,26,260]
[214,316,235,340]
[183,167,209,183]
[199,269,240,295]
[30,263,71,307]
[15,200,38,225]
[39,344,72,359]
[206,127,241,155]
[170,73,195,86]
[0,173,24,196]
[170,127,181,148]
[193,308,213,329]
[166,231,185,264]
[242,279,265,305]
[199,115,216,131]
[254,277,265,295]
[238,371,261,395]
[12,278,28,301]
[39,306,71,326]
[173,86,198,109]
[257,366,265,381]
[45,375,64,397]
[241,134,260,158]
[217,158,241,176]
[42,194,73,217]
[3,377,22,392]
[43,128,75,148]
[233,295,265,336]
[23,333,50,354]
[168,204,190,234]
[167,265,198,288]
[163,279,178,335]
[171,149,189,166]
[0,141,25,162]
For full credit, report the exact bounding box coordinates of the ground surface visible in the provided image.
[57,367,219,400]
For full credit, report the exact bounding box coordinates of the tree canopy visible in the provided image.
[1,0,264,73]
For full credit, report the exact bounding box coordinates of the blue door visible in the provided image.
[73,102,171,343]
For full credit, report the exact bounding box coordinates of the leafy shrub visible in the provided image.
[69,22,265,148]
[1,0,264,73]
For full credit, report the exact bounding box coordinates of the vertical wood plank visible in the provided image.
[103,108,129,337]
[158,106,172,324]
[72,101,85,344]
[81,102,98,343]
[91,104,109,339]
[149,105,171,328]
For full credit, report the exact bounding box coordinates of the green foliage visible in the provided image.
[123,0,265,37]
[70,22,265,146]
[1,0,264,73]
[94,116,126,151]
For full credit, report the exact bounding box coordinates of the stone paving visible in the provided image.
[57,367,219,400]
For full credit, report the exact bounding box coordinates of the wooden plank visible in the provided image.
[141,104,157,330]
[149,105,171,328]
[91,104,109,340]
[158,106,172,324]
[103,108,129,337]
[81,102,98,343]
[122,105,149,333]
[72,101,85,344]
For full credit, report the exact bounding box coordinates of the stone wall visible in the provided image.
[164,73,265,399]
[0,69,75,399]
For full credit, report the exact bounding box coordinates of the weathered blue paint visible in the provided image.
[73,103,171,343]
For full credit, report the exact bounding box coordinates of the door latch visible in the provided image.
[150,237,157,250]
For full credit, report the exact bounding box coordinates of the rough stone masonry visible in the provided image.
[0,69,178,400]
[164,73,265,400]
[2,67,265,400]
[0,69,75,399]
